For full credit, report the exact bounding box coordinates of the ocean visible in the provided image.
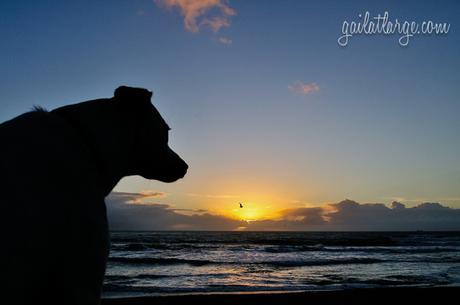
[102,231,460,298]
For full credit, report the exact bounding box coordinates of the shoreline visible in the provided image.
[102,286,460,305]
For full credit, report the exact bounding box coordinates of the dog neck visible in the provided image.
[52,101,131,196]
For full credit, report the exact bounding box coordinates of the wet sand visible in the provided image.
[102,286,459,305]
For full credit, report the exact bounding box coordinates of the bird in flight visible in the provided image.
[239,202,244,208]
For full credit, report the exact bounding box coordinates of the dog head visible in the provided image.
[113,86,188,182]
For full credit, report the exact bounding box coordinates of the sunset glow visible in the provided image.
[230,205,271,222]
[1,1,459,231]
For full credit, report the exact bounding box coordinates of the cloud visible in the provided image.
[139,190,167,198]
[187,193,238,199]
[288,81,320,96]
[390,201,406,209]
[106,193,460,231]
[113,190,167,204]
[245,207,328,231]
[279,207,327,224]
[155,0,236,33]
[107,192,243,230]
[218,36,232,45]
[325,199,460,231]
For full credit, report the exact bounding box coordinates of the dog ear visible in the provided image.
[113,86,153,104]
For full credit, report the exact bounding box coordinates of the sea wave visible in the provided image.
[263,245,460,254]
[103,231,460,297]
[109,257,214,266]
[108,256,385,267]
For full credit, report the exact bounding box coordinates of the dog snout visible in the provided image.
[178,158,188,178]
[167,147,188,179]
[173,154,188,178]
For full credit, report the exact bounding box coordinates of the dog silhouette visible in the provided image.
[0,86,188,304]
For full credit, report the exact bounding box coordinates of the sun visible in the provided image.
[238,207,262,222]
[227,203,278,222]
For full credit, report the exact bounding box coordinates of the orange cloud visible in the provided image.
[114,190,167,204]
[139,190,167,198]
[155,0,236,33]
[288,81,320,96]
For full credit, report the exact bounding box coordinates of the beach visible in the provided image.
[102,287,460,305]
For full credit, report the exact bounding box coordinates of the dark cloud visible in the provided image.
[281,207,326,224]
[106,193,460,231]
[391,201,406,210]
[325,199,460,231]
[249,207,328,230]
[107,192,243,231]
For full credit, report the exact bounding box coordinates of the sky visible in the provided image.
[1,0,459,230]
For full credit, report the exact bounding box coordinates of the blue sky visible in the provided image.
[1,0,459,220]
